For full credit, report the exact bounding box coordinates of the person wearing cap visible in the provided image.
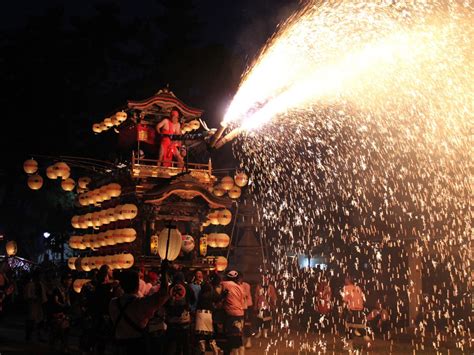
[221,270,245,355]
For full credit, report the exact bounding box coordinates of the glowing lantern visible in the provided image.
[106,208,117,223]
[118,253,134,269]
[111,254,123,269]
[216,233,230,248]
[92,123,102,133]
[93,189,104,203]
[121,204,138,220]
[114,205,124,220]
[91,213,102,228]
[181,235,195,253]
[189,120,200,130]
[95,256,105,269]
[208,210,219,225]
[71,216,80,229]
[103,230,116,246]
[122,228,137,243]
[97,234,107,247]
[84,213,93,228]
[199,236,207,256]
[158,226,182,261]
[54,162,70,180]
[213,185,225,197]
[111,116,120,126]
[81,257,91,272]
[228,186,241,199]
[220,176,234,191]
[68,236,77,249]
[86,192,96,205]
[78,215,88,229]
[113,229,125,244]
[215,256,228,272]
[234,172,249,187]
[61,178,75,191]
[150,235,159,255]
[202,219,210,227]
[99,185,111,201]
[100,122,108,131]
[46,166,58,179]
[6,241,17,256]
[104,117,113,128]
[217,209,232,226]
[68,257,77,270]
[107,183,122,198]
[103,255,114,269]
[116,111,127,123]
[182,124,191,133]
[88,257,98,270]
[78,194,88,206]
[73,279,90,293]
[82,235,92,248]
[207,233,218,248]
[27,175,43,190]
[99,209,109,225]
[23,159,38,174]
[78,177,91,189]
[89,235,99,249]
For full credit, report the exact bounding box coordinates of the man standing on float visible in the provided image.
[156,108,184,167]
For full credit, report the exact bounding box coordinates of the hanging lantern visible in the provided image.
[86,192,96,205]
[99,209,109,225]
[78,215,88,229]
[104,117,113,128]
[116,111,127,123]
[54,162,71,180]
[202,219,210,227]
[190,120,201,130]
[207,233,218,248]
[217,209,232,226]
[91,213,102,228]
[103,230,116,246]
[111,115,120,126]
[118,253,134,269]
[216,233,230,248]
[107,183,122,198]
[121,204,138,220]
[158,226,182,261]
[61,178,75,191]
[113,229,125,244]
[95,256,105,269]
[71,216,80,229]
[88,257,98,270]
[111,254,123,269]
[181,235,195,253]
[100,122,108,131]
[97,234,107,247]
[215,256,228,272]
[68,236,77,249]
[181,124,191,133]
[6,240,17,256]
[199,236,207,256]
[103,255,114,269]
[68,257,77,270]
[81,257,91,272]
[23,159,38,174]
[220,176,234,191]
[208,210,219,225]
[213,185,225,197]
[82,235,92,248]
[114,205,124,220]
[99,185,111,201]
[92,123,102,133]
[78,194,89,206]
[150,235,159,255]
[27,175,43,190]
[228,186,241,199]
[105,208,116,223]
[93,189,104,204]
[234,172,249,187]
[78,177,91,189]
[46,165,58,179]
[89,235,98,249]
[73,279,88,293]
[122,228,137,243]
[84,213,93,228]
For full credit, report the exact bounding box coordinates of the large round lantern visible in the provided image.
[92,123,102,134]
[78,215,88,229]
[158,226,182,261]
[104,117,113,128]
[68,236,78,249]
[81,257,91,272]
[89,235,99,249]
[95,256,105,269]
[61,178,75,191]
[106,208,117,223]
[68,257,77,270]
[150,235,159,255]
[99,185,111,201]
[216,233,230,248]
[208,210,219,225]
[84,213,93,228]
[119,253,134,269]
[122,228,137,243]
[202,219,210,227]
[113,229,125,244]
[88,257,98,270]
[82,235,92,248]
[111,254,123,269]
[213,185,225,197]
[114,205,125,220]
[73,279,90,293]
[215,256,228,272]
[46,165,58,179]
[28,175,43,190]
[100,122,108,132]
[181,235,195,253]
[54,162,71,180]
[207,233,218,248]
[23,159,38,174]
[6,241,17,256]
[92,189,104,204]
[91,213,102,228]
[116,111,127,123]
[234,172,249,187]
[97,234,107,247]
[78,194,88,206]
[107,183,122,198]
[199,236,207,256]
[217,209,232,226]
[85,192,96,205]
[111,116,120,126]
[103,230,116,246]
[98,209,109,225]
[189,120,200,130]
[220,176,234,191]
[121,204,138,220]
[78,177,91,189]
[228,186,241,199]
[71,216,80,229]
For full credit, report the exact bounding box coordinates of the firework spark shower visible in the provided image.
[225,0,472,348]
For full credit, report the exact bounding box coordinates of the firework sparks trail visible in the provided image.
[225,0,473,351]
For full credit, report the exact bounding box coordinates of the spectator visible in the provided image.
[221,270,245,355]
[24,270,47,341]
[48,272,73,353]
[254,273,277,339]
[239,271,254,349]
[315,275,332,330]
[367,300,390,335]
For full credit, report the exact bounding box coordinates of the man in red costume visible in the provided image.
[156,108,184,167]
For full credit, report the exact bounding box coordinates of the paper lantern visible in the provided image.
[107,183,121,198]
[220,176,234,191]
[54,162,71,180]
[103,230,116,246]
[78,177,91,189]
[181,235,195,253]
[216,233,230,248]
[150,235,159,255]
[111,254,123,269]
[89,235,99,249]
[78,215,88,229]
[118,253,134,269]
[213,185,225,197]
[73,279,85,293]
[114,205,125,220]
[27,175,43,190]
[46,166,58,179]
[158,227,182,261]
[78,194,89,206]
[103,255,114,269]
[84,213,93,228]
[113,229,125,244]
[99,185,111,201]
[6,241,17,256]
[116,111,127,123]
[99,210,109,225]
[234,172,249,187]
[91,213,102,228]
[199,236,207,256]
[202,219,210,227]
[228,186,241,199]
[100,122,108,131]
[92,123,102,133]
[181,124,191,133]
[208,211,219,225]
[95,256,105,269]
[71,216,80,229]
[88,257,98,270]
[106,208,117,223]
[207,233,218,248]
[215,256,228,272]
[217,209,232,226]
[121,204,138,220]
[82,235,92,248]
[85,192,96,205]
[68,236,78,249]
[68,257,77,270]
[97,234,107,247]
[81,257,91,272]
[104,117,113,128]
[122,228,137,243]
[61,178,75,191]
[111,115,120,126]
[23,159,38,174]
[93,189,105,203]
[189,120,200,130]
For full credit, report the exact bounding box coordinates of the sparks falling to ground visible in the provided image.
[226,0,472,351]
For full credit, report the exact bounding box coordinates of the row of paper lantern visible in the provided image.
[205,256,228,272]
[69,228,137,249]
[181,119,200,133]
[211,172,248,198]
[151,234,195,256]
[92,111,127,134]
[68,253,134,271]
[71,204,138,229]
[205,233,230,248]
[77,183,122,206]
[203,209,232,227]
